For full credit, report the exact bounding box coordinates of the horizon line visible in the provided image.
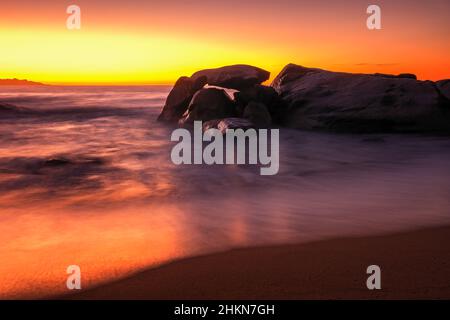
[0,81,177,86]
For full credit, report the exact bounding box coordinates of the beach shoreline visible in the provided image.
[64,225,450,300]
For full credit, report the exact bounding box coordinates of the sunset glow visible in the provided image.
[1,0,449,84]
[1,0,450,303]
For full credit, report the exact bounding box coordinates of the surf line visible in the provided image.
[170,121,279,176]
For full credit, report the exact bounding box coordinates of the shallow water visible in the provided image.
[1,85,449,298]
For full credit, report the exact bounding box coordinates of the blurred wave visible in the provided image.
[0,85,449,298]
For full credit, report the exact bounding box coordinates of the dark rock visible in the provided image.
[437,79,450,100]
[42,157,104,167]
[234,85,285,123]
[271,64,312,88]
[234,84,278,108]
[243,102,272,128]
[271,64,450,133]
[0,103,32,115]
[179,88,236,125]
[398,73,417,80]
[191,65,270,90]
[203,118,254,134]
[192,75,208,91]
[44,158,72,167]
[157,76,206,122]
[374,73,417,80]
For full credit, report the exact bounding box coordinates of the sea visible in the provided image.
[1,85,449,298]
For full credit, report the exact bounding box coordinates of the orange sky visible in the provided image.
[0,0,449,84]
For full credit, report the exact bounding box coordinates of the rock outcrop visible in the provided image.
[157,64,278,131]
[157,76,206,122]
[157,63,450,134]
[374,73,417,80]
[179,88,236,125]
[437,80,450,100]
[234,85,278,108]
[191,65,270,90]
[271,64,450,133]
[234,85,285,123]
[243,102,272,128]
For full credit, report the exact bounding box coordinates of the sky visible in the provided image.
[0,0,449,84]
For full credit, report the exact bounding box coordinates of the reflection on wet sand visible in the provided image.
[0,204,186,298]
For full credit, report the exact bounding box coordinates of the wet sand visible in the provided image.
[68,226,450,300]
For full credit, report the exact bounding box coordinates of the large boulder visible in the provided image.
[234,85,278,106]
[179,88,236,125]
[437,80,450,100]
[243,102,272,128]
[157,75,206,122]
[191,64,270,90]
[234,84,285,123]
[271,64,450,133]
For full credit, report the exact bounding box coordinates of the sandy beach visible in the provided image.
[67,226,450,300]
[2,0,450,304]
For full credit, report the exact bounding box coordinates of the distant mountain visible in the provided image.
[0,78,46,86]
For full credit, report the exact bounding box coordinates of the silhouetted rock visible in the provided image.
[157,76,206,122]
[234,85,278,106]
[203,118,254,133]
[191,65,270,90]
[179,88,236,125]
[234,85,285,123]
[374,73,417,80]
[243,102,272,128]
[437,79,450,100]
[398,73,418,80]
[272,64,450,133]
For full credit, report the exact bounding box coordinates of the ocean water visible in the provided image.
[1,85,450,298]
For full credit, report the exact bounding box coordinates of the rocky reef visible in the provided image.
[157,64,450,133]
